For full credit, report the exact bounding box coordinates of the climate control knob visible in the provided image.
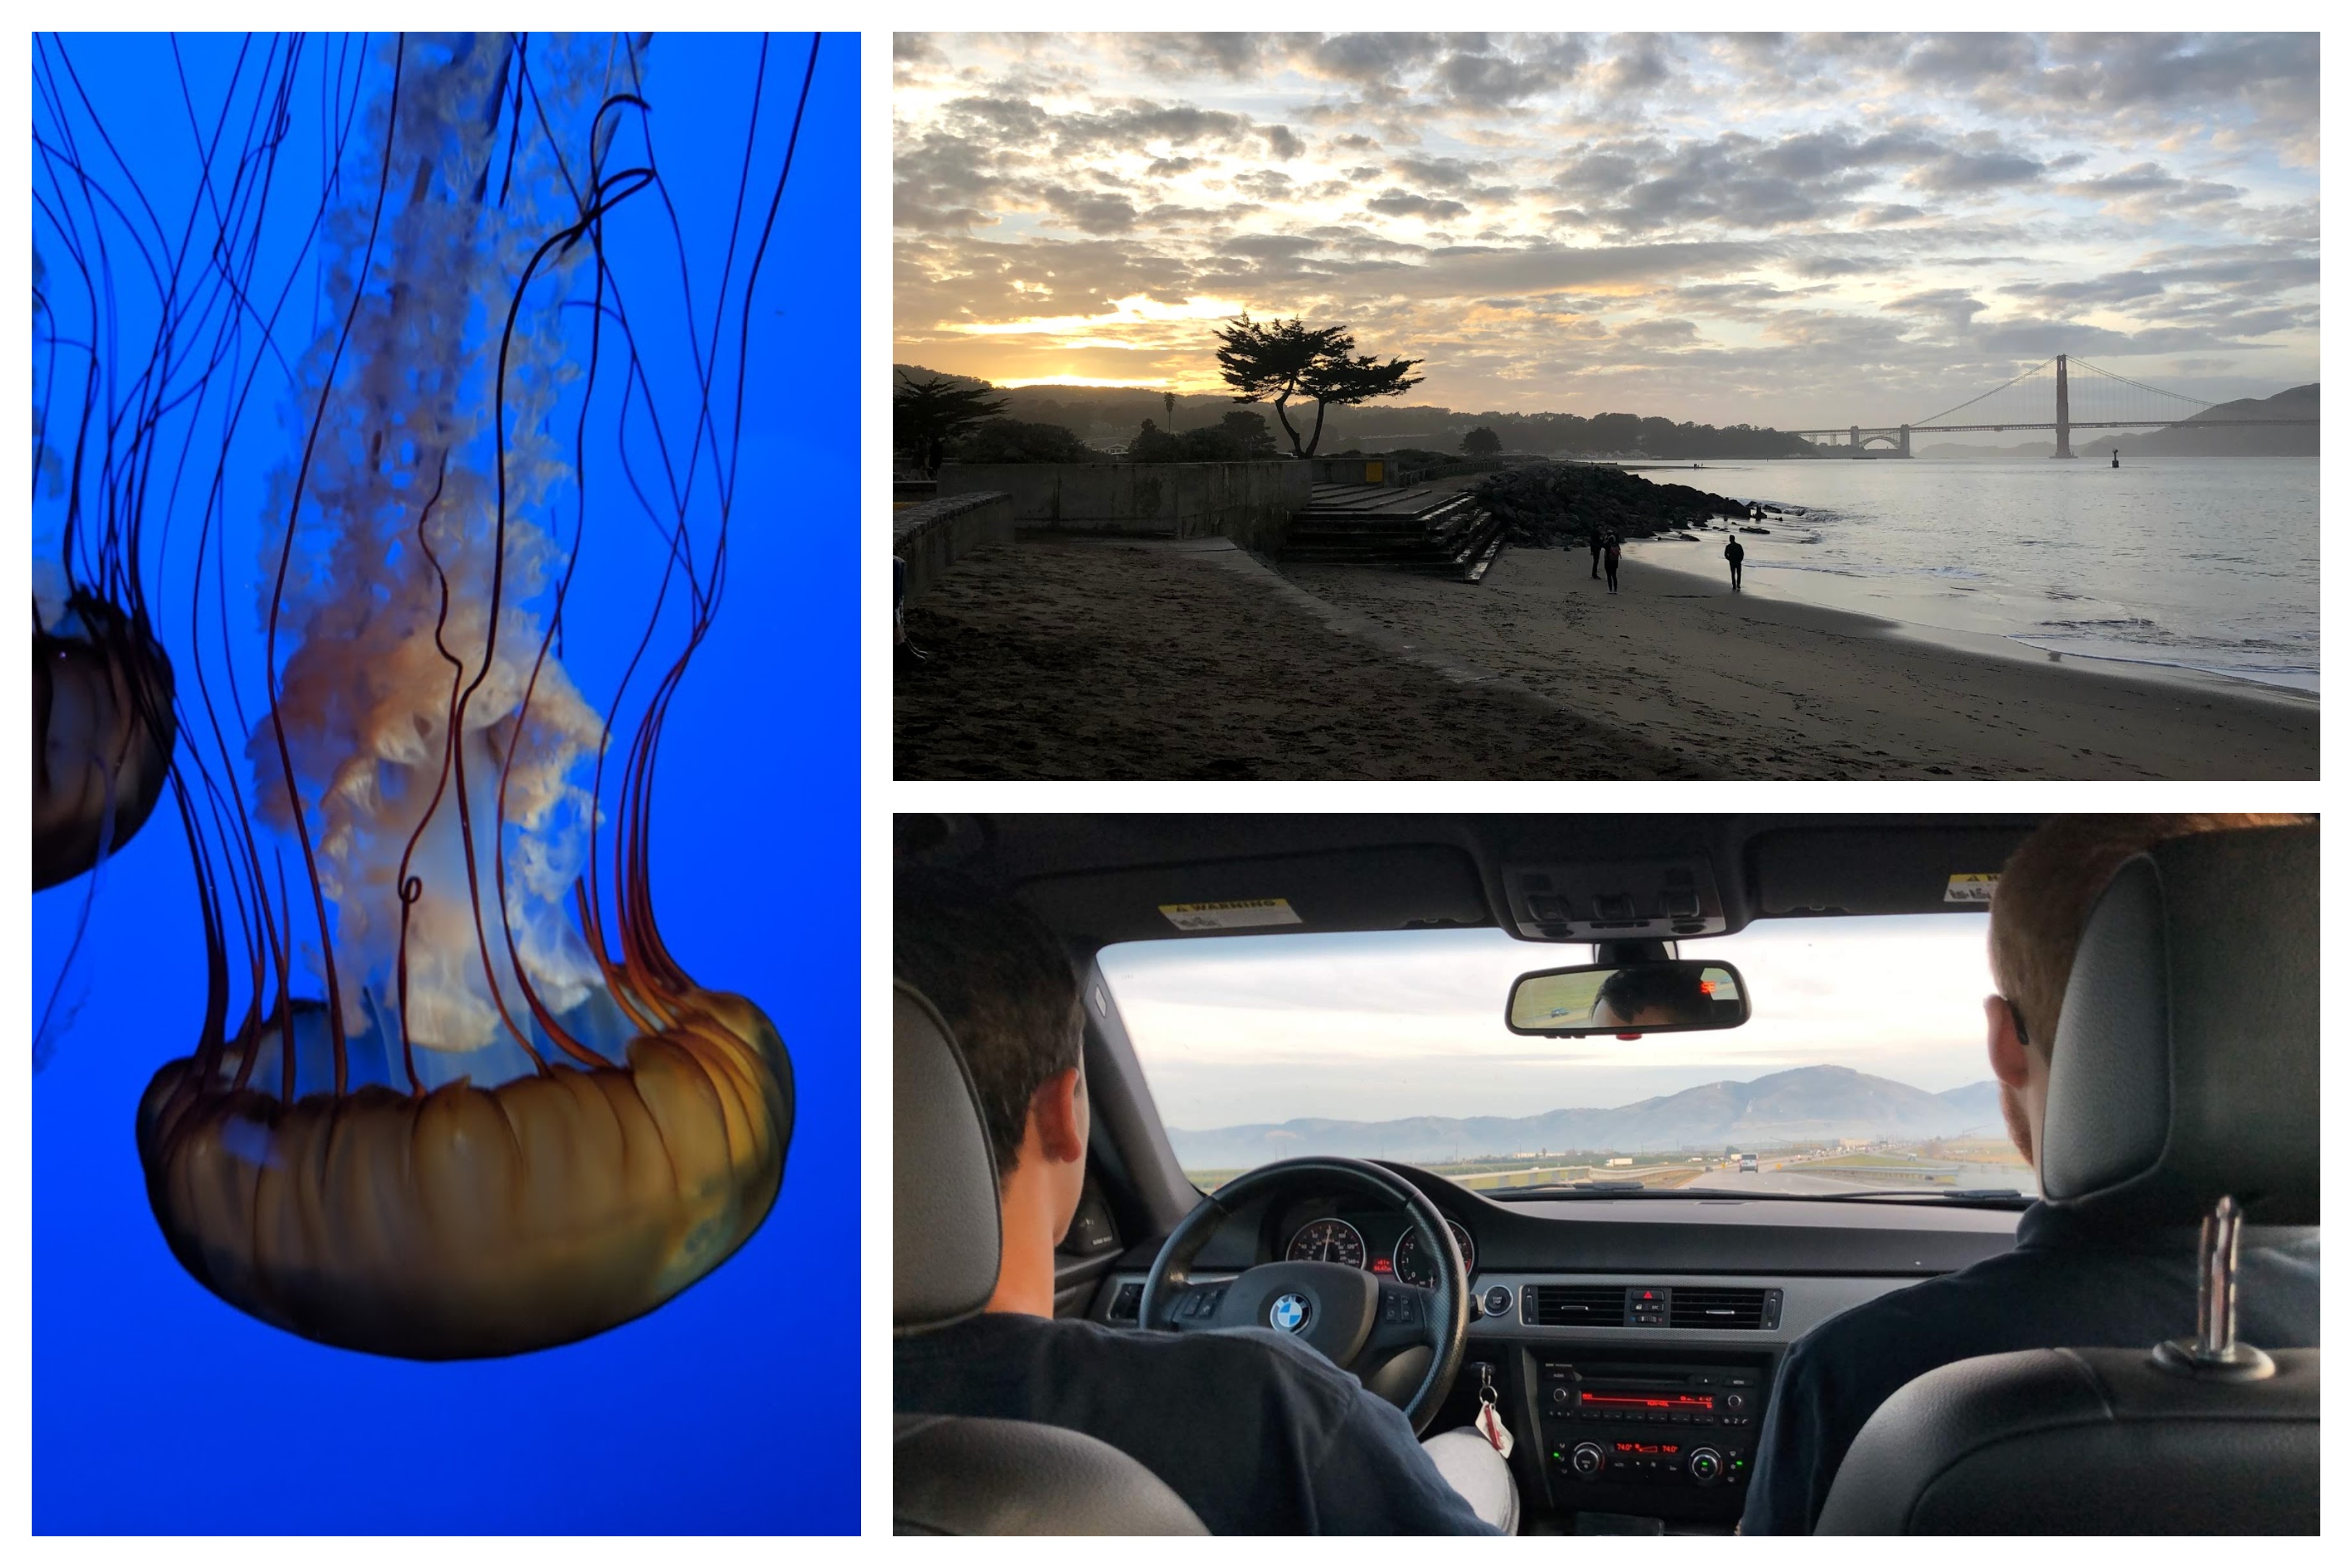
[1688,1447,1724,1484]
[1570,1442,1605,1479]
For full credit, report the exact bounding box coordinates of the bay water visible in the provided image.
[1622,454,2319,694]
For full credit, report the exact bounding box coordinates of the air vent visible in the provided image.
[1667,1286,1772,1330]
[1528,1285,1629,1325]
[1108,1281,1144,1323]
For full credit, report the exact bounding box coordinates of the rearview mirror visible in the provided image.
[1506,959,1750,1037]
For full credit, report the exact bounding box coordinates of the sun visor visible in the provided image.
[1752,824,2036,917]
[1015,844,1490,948]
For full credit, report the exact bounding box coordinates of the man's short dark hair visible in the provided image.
[896,868,1084,1182]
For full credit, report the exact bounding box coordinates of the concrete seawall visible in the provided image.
[894,491,1013,604]
[936,460,1313,552]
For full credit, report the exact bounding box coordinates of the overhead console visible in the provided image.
[1504,856,1728,942]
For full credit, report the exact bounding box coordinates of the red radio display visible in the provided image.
[1579,1391,1715,1412]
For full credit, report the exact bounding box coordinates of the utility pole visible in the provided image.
[2053,354,2076,458]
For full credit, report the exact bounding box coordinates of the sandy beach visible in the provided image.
[895,534,2316,780]
[896,538,1705,780]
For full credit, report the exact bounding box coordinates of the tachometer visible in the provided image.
[1391,1219,1475,1288]
[1286,1218,1367,1268]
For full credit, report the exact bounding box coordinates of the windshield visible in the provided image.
[1100,914,2038,1200]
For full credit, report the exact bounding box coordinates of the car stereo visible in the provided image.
[1537,1357,1768,1513]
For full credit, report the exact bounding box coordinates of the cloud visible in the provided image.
[1261,123,1306,160]
[1367,188,1471,222]
[1884,288,1989,334]
[1039,185,1139,235]
[1233,169,1296,201]
[1909,148,2044,194]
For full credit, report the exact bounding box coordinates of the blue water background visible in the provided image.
[31,33,858,1533]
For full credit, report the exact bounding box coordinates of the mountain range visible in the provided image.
[1167,1064,2003,1167]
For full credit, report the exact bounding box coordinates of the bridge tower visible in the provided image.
[1849,424,1861,458]
[2052,353,2076,458]
[1899,424,1911,459]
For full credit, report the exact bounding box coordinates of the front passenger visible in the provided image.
[894,870,1505,1535]
[1742,814,2320,1534]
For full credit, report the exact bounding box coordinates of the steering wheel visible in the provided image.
[1139,1156,1469,1436]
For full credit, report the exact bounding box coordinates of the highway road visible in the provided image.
[1687,1159,2035,1198]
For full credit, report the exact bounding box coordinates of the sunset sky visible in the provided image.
[894,32,2319,427]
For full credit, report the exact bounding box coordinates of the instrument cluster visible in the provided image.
[1283,1212,1476,1287]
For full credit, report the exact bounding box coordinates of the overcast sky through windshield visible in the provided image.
[1102,914,1997,1131]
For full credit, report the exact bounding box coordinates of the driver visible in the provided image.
[1742,814,2320,1534]
[1590,963,1710,1028]
[895,870,1507,1535]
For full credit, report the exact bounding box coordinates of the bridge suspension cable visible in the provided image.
[2067,358,2214,409]
[1909,357,2054,429]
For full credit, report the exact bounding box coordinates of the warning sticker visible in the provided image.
[1944,873,1999,904]
[1159,897,1304,932]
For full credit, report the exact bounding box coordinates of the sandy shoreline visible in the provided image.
[895,533,2315,780]
[1286,545,2316,779]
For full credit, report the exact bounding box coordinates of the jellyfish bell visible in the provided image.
[114,30,798,1358]
[32,548,177,895]
[136,989,789,1360]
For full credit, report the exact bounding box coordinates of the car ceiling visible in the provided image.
[896,814,2042,952]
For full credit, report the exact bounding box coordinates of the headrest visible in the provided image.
[894,980,1003,1332]
[2043,825,2317,1225]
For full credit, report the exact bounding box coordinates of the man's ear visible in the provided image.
[1984,994,2031,1088]
[1031,1067,1087,1167]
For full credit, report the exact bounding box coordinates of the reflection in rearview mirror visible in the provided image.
[1507,960,1748,1036]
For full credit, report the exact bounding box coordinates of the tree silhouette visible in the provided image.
[894,371,1007,474]
[1461,426,1502,457]
[1213,313,1421,458]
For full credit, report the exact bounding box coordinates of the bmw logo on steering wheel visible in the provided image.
[1269,1292,1312,1332]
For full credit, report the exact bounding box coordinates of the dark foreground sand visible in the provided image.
[896,538,1703,780]
[895,535,2317,780]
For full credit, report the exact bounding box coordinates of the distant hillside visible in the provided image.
[893,363,1816,459]
[2116,382,2317,457]
[1167,1064,2005,1167]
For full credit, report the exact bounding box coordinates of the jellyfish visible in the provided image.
[32,241,177,891]
[37,31,811,1358]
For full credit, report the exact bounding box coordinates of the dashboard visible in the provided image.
[1088,1165,2026,1531]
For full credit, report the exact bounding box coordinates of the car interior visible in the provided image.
[893,814,2318,1536]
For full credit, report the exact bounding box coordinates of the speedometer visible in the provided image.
[1286,1218,1367,1268]
[1391,1219,1475,1288]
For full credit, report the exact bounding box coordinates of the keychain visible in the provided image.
[1474,1363,1513,1457]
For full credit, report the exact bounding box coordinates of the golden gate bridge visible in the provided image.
[1789,355,2317,458]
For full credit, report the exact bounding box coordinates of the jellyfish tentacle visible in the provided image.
[32,739,119,1069]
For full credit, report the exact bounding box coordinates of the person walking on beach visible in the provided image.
[1603,534,1622,594]
[1724,535,1745,593]
[1587,527,1603,579]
